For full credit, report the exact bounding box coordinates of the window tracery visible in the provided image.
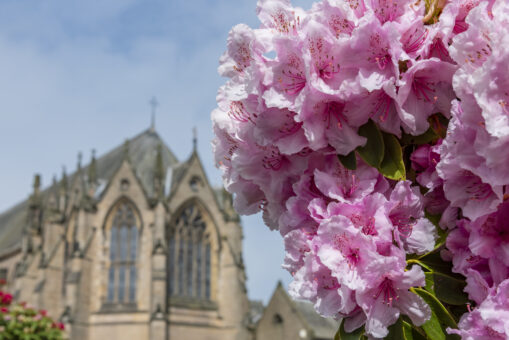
[106,203,138,304]
[167,204,212,301]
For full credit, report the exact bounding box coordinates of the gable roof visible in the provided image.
[293,300,338,339]
[0,128,179,254]
[263,282,338,340]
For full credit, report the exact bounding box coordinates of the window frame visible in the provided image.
[102,199,141,310]
[166,202,217,309]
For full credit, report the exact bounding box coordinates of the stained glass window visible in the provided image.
[106,203,138,304]
[168,204,212,301]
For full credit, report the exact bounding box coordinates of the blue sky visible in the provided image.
[0,0,314,303]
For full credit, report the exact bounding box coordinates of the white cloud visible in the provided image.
[0,0,295,303]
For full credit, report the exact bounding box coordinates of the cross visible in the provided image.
[193,126,197,150]
[150,96,159,130]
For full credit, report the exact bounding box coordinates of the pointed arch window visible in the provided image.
[167,204,213,302]
[107,203,138,304]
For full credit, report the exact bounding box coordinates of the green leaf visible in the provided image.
[387,318,413,340]
[424,272,435,292]
[335,320,364,340]
[356,120,384,168]
[433,272,468,305]
[338,151,357,170]
[411,287,457,329]
[416,252,452,274]
[411,327,428,340]
[400,127,439,145]
[379,132,406,180]
[425,211,442,228]
[421,309,446,340]
[403,321,414,340]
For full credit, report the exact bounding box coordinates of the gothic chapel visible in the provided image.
[0,126,252,340]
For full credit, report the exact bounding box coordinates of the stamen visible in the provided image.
[429,38,450,60]
[463,171,493,201]
[280,69,306,95]
[328,14,354,38]
[278,111,302,135]
[372,92,392,122]
[228,101,257,123]
[333,234,361,267]
[350,214,377,236]
[374,278,399,306]
[323,101,347,129]
[405,28,429,54]
[262,147,284,170]
[412,77,435,102]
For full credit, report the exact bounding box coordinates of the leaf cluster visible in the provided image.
[335,117,470,340]
[0,303,64,340]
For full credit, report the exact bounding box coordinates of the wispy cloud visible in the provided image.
[0,0,298,303]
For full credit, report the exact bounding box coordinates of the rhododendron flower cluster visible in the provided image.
[0,288,64,339]
[213,0,509,338]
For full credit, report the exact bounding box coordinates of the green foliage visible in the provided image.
[411,288,460,340]
[338,151,357,170]
[433,272,468,306]
[356,120,384,168]
[386,318,413,340]
[354,120,406,181]
[0,290,64,340]
[400,127,439,146]
[334,120,469,340]
[419,307,446,340]
[379,132,406,180]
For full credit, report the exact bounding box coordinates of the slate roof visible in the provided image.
[0,128,179,254]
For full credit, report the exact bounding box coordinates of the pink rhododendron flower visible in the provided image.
[449,279,509,339]
[212,0,509,337]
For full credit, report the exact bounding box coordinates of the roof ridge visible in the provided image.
[0,127,182,251]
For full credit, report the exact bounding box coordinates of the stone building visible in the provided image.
[0,127,251,340]
[254,282,337,340]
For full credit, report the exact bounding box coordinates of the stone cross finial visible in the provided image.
[193,126,197,151]
[150,96,159,131]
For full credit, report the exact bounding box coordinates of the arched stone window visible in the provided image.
[167,203,214,303]
[106,202,139,304]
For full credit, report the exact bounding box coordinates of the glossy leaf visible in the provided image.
[417,252,452,275]
[424,272,435,292]
[338,151,357,170]
[421,309,446,340]
[379,132,406,180]
[400,127,439,145]
[411,287,457,329]
[411,327,428,340]
[433,272,468,305]
[387,318,413,340]
[403,321,414,340]
[356,120,384,168]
